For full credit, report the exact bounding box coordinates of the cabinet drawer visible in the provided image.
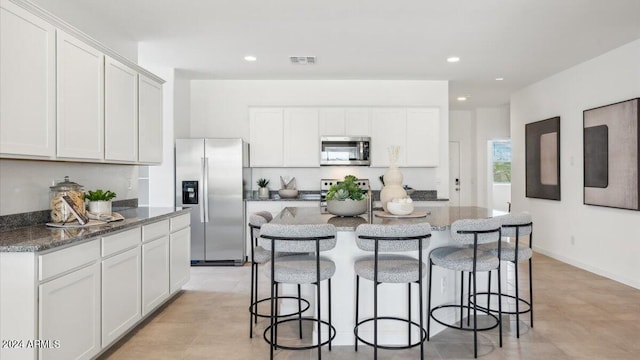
[143,219,169,243]
[170,213,190,232]
[39,239,100,281]
[102,227,141,257]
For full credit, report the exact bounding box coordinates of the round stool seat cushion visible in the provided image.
[480,241,533,262]
[430,246,499,272]
[267,254,336,284]
[355,254,426,283]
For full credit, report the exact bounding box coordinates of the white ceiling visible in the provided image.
[35,0,640,110]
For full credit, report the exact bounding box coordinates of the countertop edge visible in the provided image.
[0,208,191,253]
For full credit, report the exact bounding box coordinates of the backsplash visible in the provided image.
[0,159,138,216]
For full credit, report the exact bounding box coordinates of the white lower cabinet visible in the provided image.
[101,246,142,347]
[142,235,170,315]
[39,262,101,360]
[170,227,191,294]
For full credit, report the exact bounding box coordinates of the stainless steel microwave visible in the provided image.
[320,136,370,166]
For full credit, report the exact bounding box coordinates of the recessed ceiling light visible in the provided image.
[457,96,468,101]
[447,56,460,63]
[495,77,504,81]
[244,55,257,62]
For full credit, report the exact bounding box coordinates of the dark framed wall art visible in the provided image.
[583,98,640,210]
[526,117,561,200]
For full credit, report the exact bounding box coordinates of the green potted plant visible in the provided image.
[257,178,270,199]
[326,175,368,216]
[85,189,117,215]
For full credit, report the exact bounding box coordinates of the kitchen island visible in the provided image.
[269,206,492,346]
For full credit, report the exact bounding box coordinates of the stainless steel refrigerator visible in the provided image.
[175,138,250,265]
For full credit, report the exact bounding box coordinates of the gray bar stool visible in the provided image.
[474,212,533,338]
[353,223,432,360]
[247,212,309,338]
[260,223,337,360]
[427,217,503,358]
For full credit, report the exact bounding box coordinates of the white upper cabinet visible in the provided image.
[370,108,407,167]
[284,108,319,167]
[345,108,370,136]
[56,30,104,160]
[105,56,138,162]
[319,108,370,136]
[0,0,56,157]
[406,108,440,167]
[138,75,163,164]
[249,108,284,167]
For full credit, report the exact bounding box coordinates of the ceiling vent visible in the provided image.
[290,56,316,65]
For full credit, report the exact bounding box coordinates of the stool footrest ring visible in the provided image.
[353,316,427,350]
[469,292,531,315]
[249,296,310,319]
[430,304,500,332]
[263,317,336,350]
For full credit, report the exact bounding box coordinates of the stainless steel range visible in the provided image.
[320,178,370,213]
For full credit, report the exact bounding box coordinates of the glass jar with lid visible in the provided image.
[49,176,85,223]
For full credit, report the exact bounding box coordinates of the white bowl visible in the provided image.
[278,189,299,198]
[327,199,367,216]
[387,201,414,216]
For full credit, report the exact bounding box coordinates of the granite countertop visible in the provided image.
[0,207,190,253]
[246,190,447,202]
[270,206,491,231]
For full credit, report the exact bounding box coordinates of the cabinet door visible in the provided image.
[56,30,104,160]
[319,108,345,136]
[345,108,370,136]
[105,56,138,162]
[138,75,163,163]
[39,262,100,360]
[284,108,319,167]
[170,227,191,294]
[102,246,141,347]
[249,108,284,167]
[0,1,56,157]
[406,108,440,167]
[142,235,170,315]
[370,108,406,167]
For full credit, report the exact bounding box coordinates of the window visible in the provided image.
[492,140,511,183]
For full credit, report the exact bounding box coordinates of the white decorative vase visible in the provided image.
[380,146,407,212]
[327,199,368,216]
[88,200,112,215]
[258,187,269,199]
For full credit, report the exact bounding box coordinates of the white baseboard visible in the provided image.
[532,246,640,290]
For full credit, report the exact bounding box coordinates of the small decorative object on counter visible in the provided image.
[278,176,299,198]
[380,146,408,212]
[85,189,117,215]
[326,175,368,216]
[49,176,85,223]
[386,197,414,216]
[257,178,270,199]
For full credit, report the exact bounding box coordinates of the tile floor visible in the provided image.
[100,253,640,359]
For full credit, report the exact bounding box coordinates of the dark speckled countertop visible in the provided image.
[270,206,491,231]
[0,207,190,253]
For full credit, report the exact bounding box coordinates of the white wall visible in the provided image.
[190,80,449,195]
[511,39,640,289]
[475,107,510,208]
[449,110,476,206]
[29,0,137,62]
[0,160,137,215]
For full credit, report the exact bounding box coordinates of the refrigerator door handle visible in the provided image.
[203,156,210,223]
[199,157,205,223]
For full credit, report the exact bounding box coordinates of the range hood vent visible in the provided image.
[290,56,316,65]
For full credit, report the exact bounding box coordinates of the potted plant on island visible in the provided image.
[326,175,368,216]
[257,178,270,199]
[85,189,117,215]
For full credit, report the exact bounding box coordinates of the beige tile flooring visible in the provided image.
[100,254,640,359]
